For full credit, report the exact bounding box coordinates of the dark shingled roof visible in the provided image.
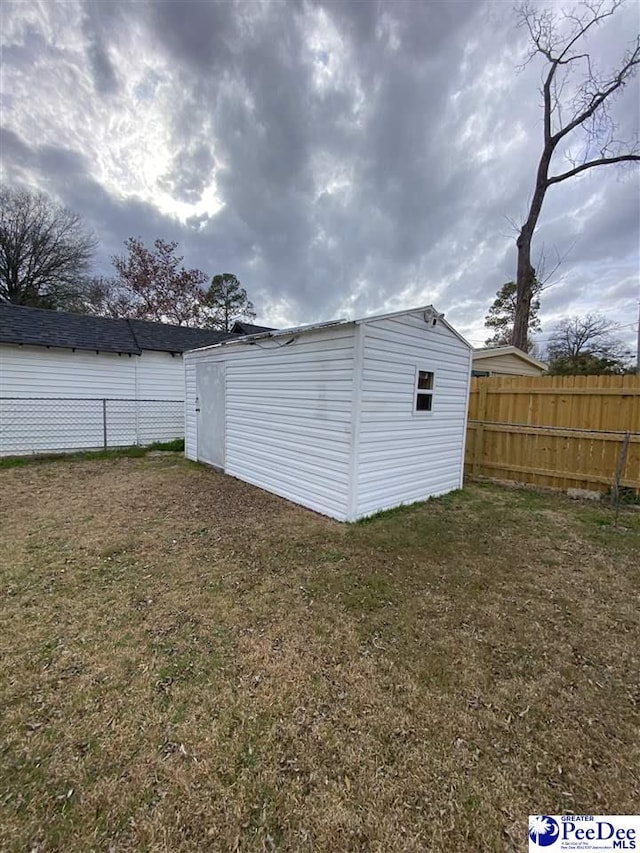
[0,303,233,354]
[126,318,233,352]
[231,320,277,335]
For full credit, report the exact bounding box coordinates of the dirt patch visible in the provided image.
[1,457,638,851]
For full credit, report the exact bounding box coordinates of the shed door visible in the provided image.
[196,362,225,469]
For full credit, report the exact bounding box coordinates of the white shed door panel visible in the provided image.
[196,362,225,468]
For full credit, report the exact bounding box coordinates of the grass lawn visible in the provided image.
[1,456,638,852]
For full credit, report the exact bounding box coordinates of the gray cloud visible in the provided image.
[80,0,125,92]
[1,0,638,345]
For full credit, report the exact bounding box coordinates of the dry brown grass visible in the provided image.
[1,455,638,852]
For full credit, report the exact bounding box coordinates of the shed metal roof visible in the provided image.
[0,303,233,354]
[188,305,471,353]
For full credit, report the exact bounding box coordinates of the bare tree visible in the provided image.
[512,1,640,350]
[547,312,632,372]
[0,185,97,309]
[87,238,210,326]
[82,276,136,319]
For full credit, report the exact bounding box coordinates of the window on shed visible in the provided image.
[415,370,434,412]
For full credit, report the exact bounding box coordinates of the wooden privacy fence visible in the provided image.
[465,374,640,494]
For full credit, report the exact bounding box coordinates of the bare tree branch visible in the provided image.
[553,38,640,143]
[548,153,640,184]
[536,241,575,289]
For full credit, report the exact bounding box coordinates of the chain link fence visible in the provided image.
[0,397,184,457]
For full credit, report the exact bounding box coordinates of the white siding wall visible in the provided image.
[133,351,186,444]
[0,344,136,398]
[185,326,356,520]
[355,315,472,518]
[185,358,197,461]
[0,345,186,455]
[134,351,185,399]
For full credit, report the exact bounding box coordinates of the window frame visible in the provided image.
[413,367,435,415]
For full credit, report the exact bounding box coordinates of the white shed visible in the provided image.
[184,306,472,521]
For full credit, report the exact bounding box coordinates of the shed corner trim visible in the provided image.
[346,322,365,521]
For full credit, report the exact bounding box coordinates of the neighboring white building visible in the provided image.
[472,346,548,376]
[0,303,232,455]
[185,306,473,521]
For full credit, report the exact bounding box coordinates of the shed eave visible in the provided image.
[354,304,473,350]
[184,318,352,355]
[0,339,142,356]
[184,304,471,356]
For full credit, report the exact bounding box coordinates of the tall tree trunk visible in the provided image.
[513,230,535,351]
[512,148,553,351]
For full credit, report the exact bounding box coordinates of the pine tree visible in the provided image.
[205,274,256,332]
[484,280,541,352]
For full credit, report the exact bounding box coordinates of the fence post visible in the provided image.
[610,431,631,510]
[472,380,489,476]
[102,398,107,449]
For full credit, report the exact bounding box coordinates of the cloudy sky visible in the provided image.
[1,0,639,350]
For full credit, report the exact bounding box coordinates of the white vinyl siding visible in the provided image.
[133,351,186,445]
[0,345,186,455]
[355,314,472,518]
[185,359,197,461]
[134,351,185,400]
[0,345,136,398]
[186,327,355,520]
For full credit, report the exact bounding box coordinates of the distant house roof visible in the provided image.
[126,318,233,353]
[230,320,277,335]
[0,303,233,355]
[473,346,548,372]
